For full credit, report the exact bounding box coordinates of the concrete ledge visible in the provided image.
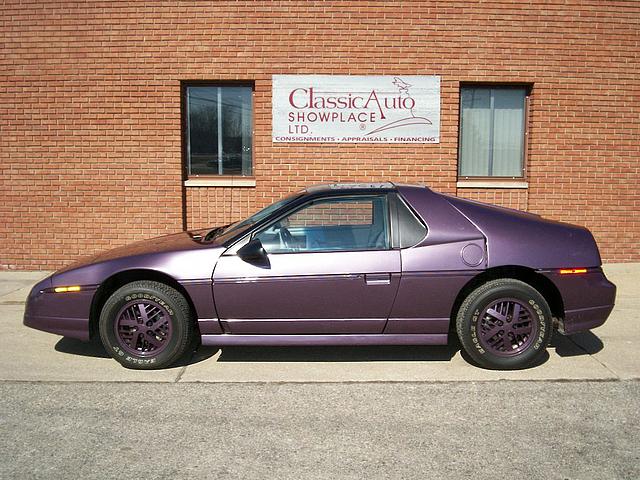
[457,180,528,189]
[184,177,256,187]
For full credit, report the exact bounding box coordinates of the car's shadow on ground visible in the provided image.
[551,331,604,357]
[54,331,604,367]
[213,339,461,363]
[54,337,220,367]
[55,337,111,358]
[457,332,605,370]
[55,336,463,364]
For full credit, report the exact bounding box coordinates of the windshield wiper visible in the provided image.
[204,223,231,242]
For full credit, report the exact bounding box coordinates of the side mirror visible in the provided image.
[237,237,267,262]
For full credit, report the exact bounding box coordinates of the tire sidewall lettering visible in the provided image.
[528,298,547,350]
[112,343,157,364]
[124,356,156,365]
[124,293,174,316]
[470,309,486,354]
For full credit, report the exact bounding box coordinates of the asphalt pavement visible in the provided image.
[1,381,638,479]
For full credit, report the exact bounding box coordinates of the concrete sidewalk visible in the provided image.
[0,264,637,383]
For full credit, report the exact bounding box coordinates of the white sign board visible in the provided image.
[272,75,440,143]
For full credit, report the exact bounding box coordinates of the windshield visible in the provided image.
[206,192,303,243]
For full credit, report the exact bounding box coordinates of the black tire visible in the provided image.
[99,280,195,369]
[456,278,553,370]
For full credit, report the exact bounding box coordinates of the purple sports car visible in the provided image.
[24,183,616,370]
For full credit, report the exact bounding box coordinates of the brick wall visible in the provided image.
[290,201,374,227]
[1,0,638,269]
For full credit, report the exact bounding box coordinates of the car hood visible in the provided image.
[57,230,212,274]
[52,229,227,286]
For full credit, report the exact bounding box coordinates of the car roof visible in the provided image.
[304,182,397,194]
[303,182,431,197]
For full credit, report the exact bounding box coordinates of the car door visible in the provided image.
[212,194,401,334]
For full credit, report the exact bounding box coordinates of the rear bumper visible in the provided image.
[542,268,616,335]
[559,304,615,335]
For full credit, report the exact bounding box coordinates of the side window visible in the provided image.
[255,195,390,254]
[396,197,427,248]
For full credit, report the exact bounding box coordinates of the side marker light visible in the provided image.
[54,286,82,293]
[559,268,587,275]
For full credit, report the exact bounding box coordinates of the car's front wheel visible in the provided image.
[99,280,195,369]
[456,279,552,370]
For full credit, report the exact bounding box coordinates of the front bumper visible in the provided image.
[23,277,93,341]
[23,314,90,341]
[543,268,616,335]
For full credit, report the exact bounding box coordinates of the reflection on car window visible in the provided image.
[209,193,302,243]
[255,195,389,254]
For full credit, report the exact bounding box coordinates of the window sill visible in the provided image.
[456,180,528,189]
[184,177,256,188]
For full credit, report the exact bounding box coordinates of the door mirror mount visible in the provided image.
[237,237,267,262]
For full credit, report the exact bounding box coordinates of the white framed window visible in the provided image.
[458,86,529,178]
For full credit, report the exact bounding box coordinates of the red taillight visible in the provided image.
[559,268,588,275]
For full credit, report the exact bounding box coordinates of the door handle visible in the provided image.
[365,273,391,285]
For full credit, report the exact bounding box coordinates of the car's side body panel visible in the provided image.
[178,279,222,334]
[384,185,487,335]
[443,195,602,269]
[200,333,448,346]
[212,249,401,334]
[385,271,476,334]
[397,185,485,249]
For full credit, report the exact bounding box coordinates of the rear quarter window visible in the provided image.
[397,197,427,247]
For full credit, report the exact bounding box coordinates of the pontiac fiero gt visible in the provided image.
[25,183,616,370]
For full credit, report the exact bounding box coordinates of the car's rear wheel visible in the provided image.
[99,280,195,369]
[456,279,552,370]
